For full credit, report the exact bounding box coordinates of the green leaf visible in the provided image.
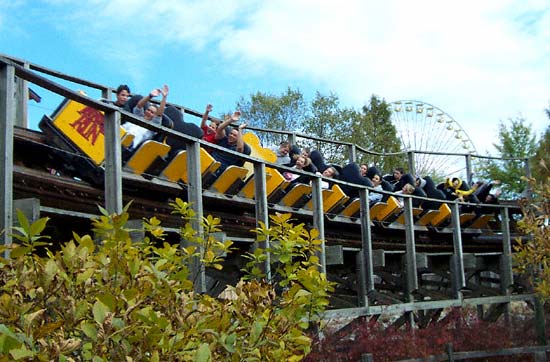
[0,324,21,352]
[80,322,97,341]
[29,217,49,237]
[76,268,95,285]
[222,333,236,353]
[97,293,117,311]
[194,343,211,362]
[9,246,31,258]
[16,209,30,233]
[92,300,110,325]
[10,345,35,360]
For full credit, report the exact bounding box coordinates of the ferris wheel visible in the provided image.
[390,100,477,177]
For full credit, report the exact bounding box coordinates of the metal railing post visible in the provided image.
[358,188,374,307]
[311,177,326,273]
[102,87,112,101]
[407,151,416,176]
[15,61,29,128]
[289,132,297,146]
[524,158,533,199]
[253,162,271,280]
[500,207,513,290]
[186,141,206,293]
[465,154,473,185]
[451,201,465,297]
[348,144,356,163]
[103,110,123,214]
[403,197,418,299]
[0,63,15,249]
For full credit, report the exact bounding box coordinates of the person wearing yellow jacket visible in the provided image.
[439,177,480,203]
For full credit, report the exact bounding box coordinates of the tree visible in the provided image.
[345,95,403,173]
[302,92,353,163]
[237,87,306,147]
[475,117,537,199]
[236,89,403,169]
[530,104,550,182]
[514,174,550,300]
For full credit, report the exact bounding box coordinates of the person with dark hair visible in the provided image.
[360,164,369,177]
[339,162,372,197]
[200,104,220,147]
[309,149,339,174]
[439,177,479,202]
[383,167,405,185]
[315,166,339,189]
[474,180,502,215]
[366,166,394,201]
[369,173,384,206]
[211,111,251,173]
[122,85,169,151]
[271,141,292,165]
[113,84,131,108]
[287,144,302,166]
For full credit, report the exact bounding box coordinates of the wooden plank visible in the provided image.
[124,140,170,175]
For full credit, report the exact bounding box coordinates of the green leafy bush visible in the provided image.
[514,172,550,300]
[0,199,333,361]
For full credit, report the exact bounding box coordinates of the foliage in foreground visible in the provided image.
[306,307,537,362]
[514,168,550,301]
[0,200,333,361]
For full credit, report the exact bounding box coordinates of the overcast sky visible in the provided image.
[1,0,548,155]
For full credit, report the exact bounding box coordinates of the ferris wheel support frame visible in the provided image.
[390,100,477,183]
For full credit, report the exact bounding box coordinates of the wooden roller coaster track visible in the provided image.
[1,54,535,323]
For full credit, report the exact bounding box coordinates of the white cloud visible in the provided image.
[215,0,550,153]
[19,0,550,154]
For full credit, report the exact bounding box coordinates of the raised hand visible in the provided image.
[160,84,169,97]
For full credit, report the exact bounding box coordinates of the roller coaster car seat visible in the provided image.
[380,179,394,202]
[38,113,105,186]
[163,106,203,159]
